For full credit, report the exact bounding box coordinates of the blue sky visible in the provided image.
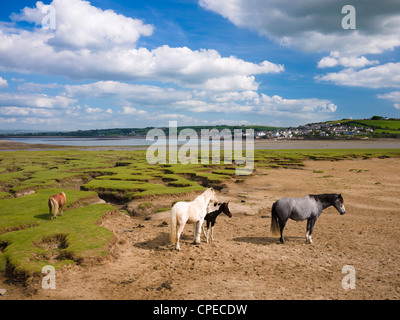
[0,0,399,131]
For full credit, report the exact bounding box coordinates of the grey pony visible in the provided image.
[270,193,345,244]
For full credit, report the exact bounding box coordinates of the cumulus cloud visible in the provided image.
[316,62,400,88]
[64,80,337,121]
[0,0,283,92]
[377,91,400,109]
[121,106,148,115]
[11,0,154,50]
[199,0,400,56]
[65,81,192,106]
[0,77,8,88]
[317,51,379,69]
[0,106,55,117]
[0,92,77,109]
[0,117,17,123]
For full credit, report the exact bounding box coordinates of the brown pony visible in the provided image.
[48,192,66,220]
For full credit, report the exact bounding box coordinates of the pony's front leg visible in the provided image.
[193,222,198,244]
[201,225,208,242]
[306,219,311,243]
[194,220,203,245]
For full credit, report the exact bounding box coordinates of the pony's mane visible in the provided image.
[194,188,214,201]
[310,193,342,204]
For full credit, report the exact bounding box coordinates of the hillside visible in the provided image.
[326,117,400,137]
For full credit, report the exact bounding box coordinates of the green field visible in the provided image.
[329,118,400,135]
[1,148,400,282]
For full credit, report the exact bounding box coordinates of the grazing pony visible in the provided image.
[48,192,66,220]
[170,188,219,251]
[202,202,232,243]
[270,193,345,244]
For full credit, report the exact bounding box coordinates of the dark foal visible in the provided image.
[202,202,232,243]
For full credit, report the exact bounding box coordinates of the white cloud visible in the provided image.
[64,79,337,126]
[257,94,337,113]
[0,93,77,109]
[17,82,61,91]
[318,51,379,69]
[377,91,400,102]
[0,106,55,117]
[316,63,400,88]
[0,77,8,88]
[0,0,283,92]
[121,106,148,115]
[85,107,103,114]
[193,75,259,92]
[65,81,192,106]
[377,91,400,109]
[0,117,16,123]
[12,0,154,50]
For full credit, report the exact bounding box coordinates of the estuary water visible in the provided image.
[1,137,400,149]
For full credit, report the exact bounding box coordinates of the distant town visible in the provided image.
[257,121,375,140]
[255,116,400,140]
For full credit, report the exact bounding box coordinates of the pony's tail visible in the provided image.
[270,202,280,236]
[49,197,59,217]
[170,206,177,244]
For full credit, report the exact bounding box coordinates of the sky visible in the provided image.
[0,0,399,131]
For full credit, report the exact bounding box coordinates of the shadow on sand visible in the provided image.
[133,232,171,251]
[233,236,304,245]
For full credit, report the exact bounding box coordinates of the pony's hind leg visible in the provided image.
[279,219,287,244]
[193,222,198,244]
[306,219,312,243]
[175,223,185,251]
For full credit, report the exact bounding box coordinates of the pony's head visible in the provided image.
[333,194,345,215]
[206,187,219,204]
[219,202,232,218]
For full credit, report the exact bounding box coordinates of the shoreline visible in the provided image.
[1,138,400,151]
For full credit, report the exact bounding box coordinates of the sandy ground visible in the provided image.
[1,157,400,300]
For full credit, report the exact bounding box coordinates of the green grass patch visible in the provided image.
[0,203,115,279]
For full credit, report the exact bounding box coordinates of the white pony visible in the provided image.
[170,188,219,251]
